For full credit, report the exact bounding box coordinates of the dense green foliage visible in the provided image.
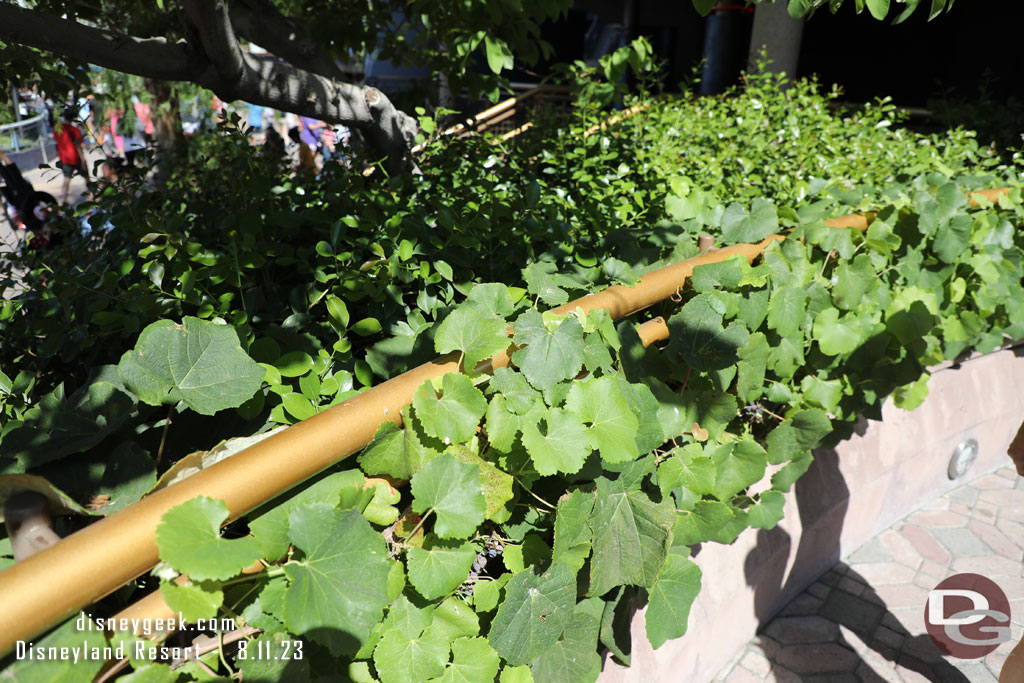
[2,59,1023,681]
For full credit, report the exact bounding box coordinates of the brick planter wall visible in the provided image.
[600,344,1024,682]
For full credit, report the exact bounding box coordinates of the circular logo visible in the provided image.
[925,573,1011,658]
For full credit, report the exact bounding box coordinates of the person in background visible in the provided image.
[247,102,265,135]
[133,95,155,145]
[288,126,316,174]
[299,116,325,152]
[53,107,89,204]
[262,127,285,161]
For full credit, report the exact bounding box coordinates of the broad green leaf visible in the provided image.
[801,375,843,412]
[658,445,716,498]
[587,478,675,597]
[747,490,787,529]
[673,500,735,547]
[473,572,511,613]
[522,262,578,306]
[249,470,368,560]
[283,505,391,655]
[407,537,476,599]
[771,452,814,492]
[511,311,585,390]
[552,489,596,571]
[720,198,778,243]
[645,553,702,649]
[530,637,601,682]
[688,390,738,439]
[488,564,577,665]
[156,496,260,581]
[411,454,486,539]
[466,283,517,318]
[768,335,804,379]
[159,580,223,622]
[833,255,875,311]
[118,317,264,415]
[484,35,512,74]
[521,407,591,475]
[737,332,770,402]
[0,367,135,472]
[893,372,930,410]
[932,214,972,264]
[615,377,666,454]
[435,307,510,371]
[413,373,488,444]
[432,597,480,642]
[499,666,534,683]
[709,440,768,500]
[275,350,313,377]
[566,376,639,463]
[374,624,450,683]
[691,257,745,292]
[812,307,860,356]
[765,409,832,465]
[380,595,434,639]
[359,419,441,480]
[487,367,540,414]
[582,333,615,374]
[485,395,544,453]
[427,637,500,683]
[865,0,889,19]
[445,443,514,522]
[667,294,749,371]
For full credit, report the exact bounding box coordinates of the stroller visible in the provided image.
[1,151,56,245]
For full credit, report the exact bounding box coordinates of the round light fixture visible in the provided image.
[948,438,978,480]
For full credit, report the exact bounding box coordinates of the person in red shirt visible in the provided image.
[53,107,89,204]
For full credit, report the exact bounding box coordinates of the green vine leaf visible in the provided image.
[413,373,488,444]
[156,496,261,581]
[283,505,391,655]
[374,623,450,683]
[359,419,441,480]
[552,489,596,571]
[411,454,487,539]
[645,553,702,649]
[521,407,591,475]
[667,294,749,371]
[435,307,510,371]
[407,537,477,600]
[487,564,577,666]
[511,311,585,390]
[427,637,501,683]
[709,440,768,501]
[565,376,639,464]
[720,198,778,243]
[587,478,675,597]
[118,317,264,415]
[159,580,223,623]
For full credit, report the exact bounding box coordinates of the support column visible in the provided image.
[747,0,804,82]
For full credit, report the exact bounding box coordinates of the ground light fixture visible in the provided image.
[947,438,979,480]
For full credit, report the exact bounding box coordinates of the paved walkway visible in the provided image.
[715,466,1024,682]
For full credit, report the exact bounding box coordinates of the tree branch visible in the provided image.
[228,0,347,82]
[0,0,418,173]
[0,1,193,82]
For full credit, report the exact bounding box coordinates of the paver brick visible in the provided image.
[837,624,867,654]
[739,649,772,676]
[820,589,885,636]
[948,502,972,516]
[946,485,979,507]
[871,583,931,611]
[806,581,830,600]
[724,665,763,683]
[1000,505,1024,524]
[979,489,1024,506]
[879,530,923,569]
[917,559,949,579]
[774,643,859,674]
[975,500,1000,520]
[837,575,866,596]
[851,562,918,586]
[857,659,900,683]
[957,662,998,683]
[996,518,1024,546]
[885,606,927,634]
[776,592,823,617]
[902,525,953,565]
[929,526,993,557]
[901,634,947,663]
[874,626,906,650]
[950,553,1023,577]
[848,537,893,565]
[973,473,1016,489]
[765,665,801,683]
[968,519,1024,560]
[907,509,968,528]
[763,616,839,645]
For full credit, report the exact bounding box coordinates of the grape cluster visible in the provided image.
[464,536,506,587]
[742,402,765,424]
